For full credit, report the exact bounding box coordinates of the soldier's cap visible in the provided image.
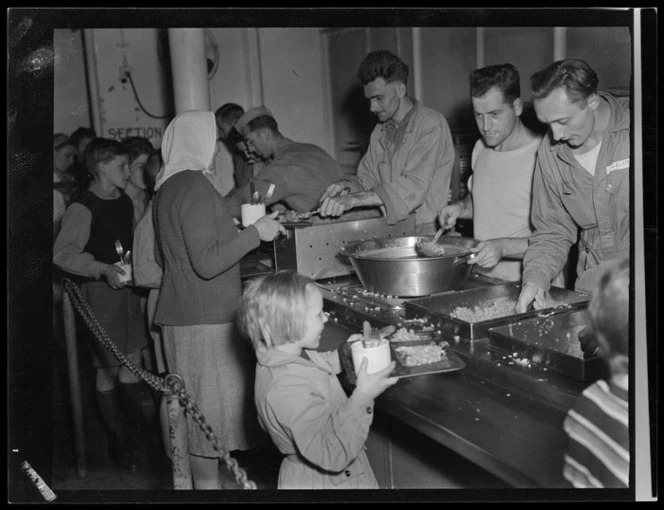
[233,105,273,133]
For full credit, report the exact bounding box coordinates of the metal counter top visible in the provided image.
[318,276,589,488]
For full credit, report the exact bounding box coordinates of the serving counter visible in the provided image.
[241,214,594,489]
[316,273,594,489]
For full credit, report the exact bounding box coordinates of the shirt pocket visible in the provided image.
[605,168,630,214]
[329,457,366,487]
[560,180,597,230]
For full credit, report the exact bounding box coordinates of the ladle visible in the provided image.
[415,227,447,257]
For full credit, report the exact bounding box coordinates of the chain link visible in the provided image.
[61,278,257,490]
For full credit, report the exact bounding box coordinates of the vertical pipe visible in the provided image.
[320,31,335,157]
[167,28,210,113]
[476,27,484,69]
[553,27,567,61]
[62,290,87,479]
[412,27,423,102]
[242,28,264,107]
[82,29,103,136]
[166,389,192,489]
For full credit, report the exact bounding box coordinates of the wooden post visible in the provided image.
[165,381,192,490]
[62,289,87,478]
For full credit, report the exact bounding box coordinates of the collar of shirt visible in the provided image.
[547,92,626,155]
[382,100,419,152]
[256,347,336,375]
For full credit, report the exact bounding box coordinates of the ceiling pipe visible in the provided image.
[82,29,103,136]
[167,28,210,113]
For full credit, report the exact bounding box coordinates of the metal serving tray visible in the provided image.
[487,309,605,382]
[404,283,590,340]
[339,339,465,385]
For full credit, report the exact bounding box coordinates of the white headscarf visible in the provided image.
[154,110,217,191]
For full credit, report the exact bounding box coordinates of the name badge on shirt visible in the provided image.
[606,158,629,174]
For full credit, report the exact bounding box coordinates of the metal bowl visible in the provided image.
[339,235,480,297]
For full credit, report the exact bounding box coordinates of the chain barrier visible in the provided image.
[61,278,257,490]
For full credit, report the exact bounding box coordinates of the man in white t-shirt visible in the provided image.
[438,64,563,285]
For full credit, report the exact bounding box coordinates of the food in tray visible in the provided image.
[278,210,303,223]
[354,246,419,259]
[394,343,447,367]
[451,297,518,322]
[389,327,421,342]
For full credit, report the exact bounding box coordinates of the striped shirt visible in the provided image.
[563,376,629,488]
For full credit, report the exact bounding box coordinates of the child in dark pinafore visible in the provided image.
[54,138,152,471]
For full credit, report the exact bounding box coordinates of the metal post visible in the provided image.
[62,290,87,478]
[167,28,210,114]
[165,377,192,490]
[82,29,104,136]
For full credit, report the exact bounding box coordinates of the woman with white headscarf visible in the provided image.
[152,110,285,489]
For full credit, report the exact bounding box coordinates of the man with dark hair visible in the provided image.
[319,50,455,234]
[438,63,563,284]
[227,105,343,214]
[215,103,263,192]
[517,59,630,313]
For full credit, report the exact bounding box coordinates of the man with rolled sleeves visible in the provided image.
[517,59,630,315]
[226,105,343,215]
[319,50,456,234]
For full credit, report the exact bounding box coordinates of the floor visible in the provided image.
[50,307,283,502]
[49,298,507,502]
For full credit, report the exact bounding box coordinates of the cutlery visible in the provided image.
[115,240,124,264]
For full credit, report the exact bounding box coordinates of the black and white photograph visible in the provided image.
[7,7,658,504]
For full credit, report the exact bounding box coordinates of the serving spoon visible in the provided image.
[415,227,447,257]
[115,239,125,264]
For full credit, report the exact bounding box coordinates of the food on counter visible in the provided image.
[451,297,518,322]
[389,327,421,342]
[355,244,470,260]
[394,343,446,367]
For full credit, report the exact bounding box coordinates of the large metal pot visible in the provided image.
[339,235,480,297]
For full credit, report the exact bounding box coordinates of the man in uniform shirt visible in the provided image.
[319,50,456,234]
[517,59,630,313]
[215,103,264,194]
[226,106,343,215]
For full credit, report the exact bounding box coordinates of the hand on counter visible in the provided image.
[578,324,600,359]
[319,179,360,202]
[516,281,546,313]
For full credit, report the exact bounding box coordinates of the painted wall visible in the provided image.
[566,26,632,96]
[54,27,329,195]
[419,27,478,131]
[259,28,329,154]
[92,28,172,148]
[53,29,91,136]
[207,27,329,194]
